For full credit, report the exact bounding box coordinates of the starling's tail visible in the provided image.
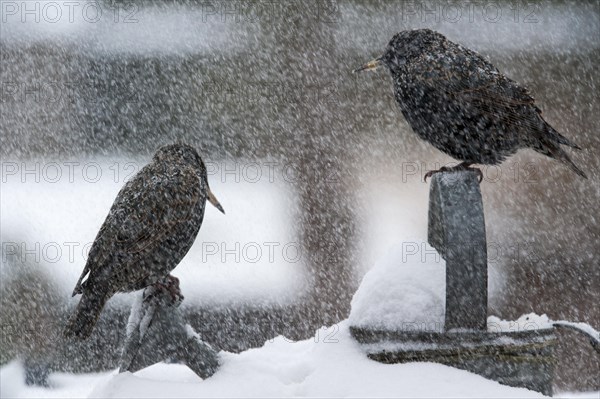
[535,140,587,179]
[64,290,110,340]
[546,125,583,151]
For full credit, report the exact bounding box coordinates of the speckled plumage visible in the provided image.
[357,29,586,178]
[65,144,220,339]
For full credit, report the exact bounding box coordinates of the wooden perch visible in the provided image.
[119,278,219,379]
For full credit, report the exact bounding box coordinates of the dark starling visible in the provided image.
[64,144,224,339]
[354,29,587,179]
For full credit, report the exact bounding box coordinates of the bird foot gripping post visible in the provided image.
[119,276,219,379]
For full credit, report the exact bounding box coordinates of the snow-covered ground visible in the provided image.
[1,321,597,398]
[2,236,597,398]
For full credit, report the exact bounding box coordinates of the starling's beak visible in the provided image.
[353,56,382,73]
[207,188,225,214]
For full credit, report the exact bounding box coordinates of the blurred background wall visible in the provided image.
[1,0,598,392]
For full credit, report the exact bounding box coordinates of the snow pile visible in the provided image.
[0,362,108,399]
[1,321,554,398]
[349,240,446,332]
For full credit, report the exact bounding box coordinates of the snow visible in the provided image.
[0,321,560,398]
[349,240,446,332]
[124,291,156,341]
[2,322,599,398]
[125,293,145,339]
[1,0,597,396]
[552,320,600,344]
[0,362,109,399]
[488,313,553,333]
[486,315,599,348]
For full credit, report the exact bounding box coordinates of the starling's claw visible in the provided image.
[164,275,184,303]
[424,164,483,184]
[148,275,184,305]
[474,169,484,183]
[424,166,451,182]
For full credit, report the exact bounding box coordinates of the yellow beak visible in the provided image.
[353,57,382,73]
[207,188,225,214]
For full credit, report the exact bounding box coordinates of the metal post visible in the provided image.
[428,170,488,331]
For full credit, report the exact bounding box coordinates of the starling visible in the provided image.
[64,144,224,339]
[354,29,587,179]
